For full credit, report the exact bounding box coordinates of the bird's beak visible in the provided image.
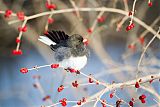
[83,38,88,46]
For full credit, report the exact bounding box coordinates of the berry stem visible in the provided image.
[28,64,51,71]
[16,19,28,51]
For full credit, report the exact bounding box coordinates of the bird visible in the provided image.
[38,30,89,72]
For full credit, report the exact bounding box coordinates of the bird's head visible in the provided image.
[69,34,87,47]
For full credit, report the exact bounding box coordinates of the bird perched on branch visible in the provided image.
[38,30,89,72]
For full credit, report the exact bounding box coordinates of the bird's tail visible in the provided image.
[38,36,56,46]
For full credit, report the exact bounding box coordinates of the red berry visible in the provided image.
[68,68,77,73]
[128,44,136,52]
[126,23,134,31]
[51,64,59,68]
[110,93,114,98]
[139,94,146,103]
[57,85,64,92]
[149,79,154,84]
[61,101,67,106]
[45,2,56,10]
[82,97,86,102]
[135,82,140,88]
[18,26,27,32]
[128,44,135,49]
[17,12,25,20]
[16,38,21,43]
[22,26,27,32]
[4,9,12,18]
[87,28,92,34]
[12,49,23,55]
[101,100,107,107]
[141,99,146,103]
[49,4,56,9]
[77,100,81,105]
[59,98,67,106]
[116,100,122,107]
[126,25,131,31]
[97,16,105,23]
[88,74,94,83]
[130,23,135,28]
[139,37,144,45]
[48,18,54,24]
[72,81,78,88]
[128,11,132,16]
[20,68,28,74]
[148,2,152,7]
[89,77,94,83]
[141,94,146,99]
[129,101,134,107]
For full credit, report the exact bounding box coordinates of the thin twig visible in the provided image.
[136,27,160,79]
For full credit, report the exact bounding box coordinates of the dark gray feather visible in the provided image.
[54,47,72,61]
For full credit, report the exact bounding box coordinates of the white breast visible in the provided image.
[59,56,87,70]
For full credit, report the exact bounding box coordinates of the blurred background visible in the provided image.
[0,0,160,107]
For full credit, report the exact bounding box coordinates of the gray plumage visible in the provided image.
[54,47,71,62]
[44,30,89,62]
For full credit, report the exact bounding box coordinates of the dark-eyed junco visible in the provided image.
[38,30,89,71]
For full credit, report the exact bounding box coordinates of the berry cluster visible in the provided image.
[16,12,25,20]
[129,98,135,107]
[45,1,56,10]
[126,23,135,31]
[72,80,79,88]
[18,26,27,32]
[12,49,23,55]
[139,94,147,103]
[47,18,54,24]
[4,9,12,18]
[101,100,107,107]
[57,85,64,92]
[20,68,28,74]
[59,98,67,106]
[97,16,105,23]
[51,64,59,68]
[77,97,86,105]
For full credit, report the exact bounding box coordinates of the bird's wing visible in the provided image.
[45,30,69,44]
[38,30,69,51]
[38,36,56,46]
[54,47,72,62]
[38,30,69,45]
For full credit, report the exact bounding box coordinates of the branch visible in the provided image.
[72,73,160,107]
[137,27,160,78]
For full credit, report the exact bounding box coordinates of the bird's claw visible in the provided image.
[64,67,80,74]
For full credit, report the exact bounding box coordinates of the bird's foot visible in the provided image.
[64,67,80,74]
